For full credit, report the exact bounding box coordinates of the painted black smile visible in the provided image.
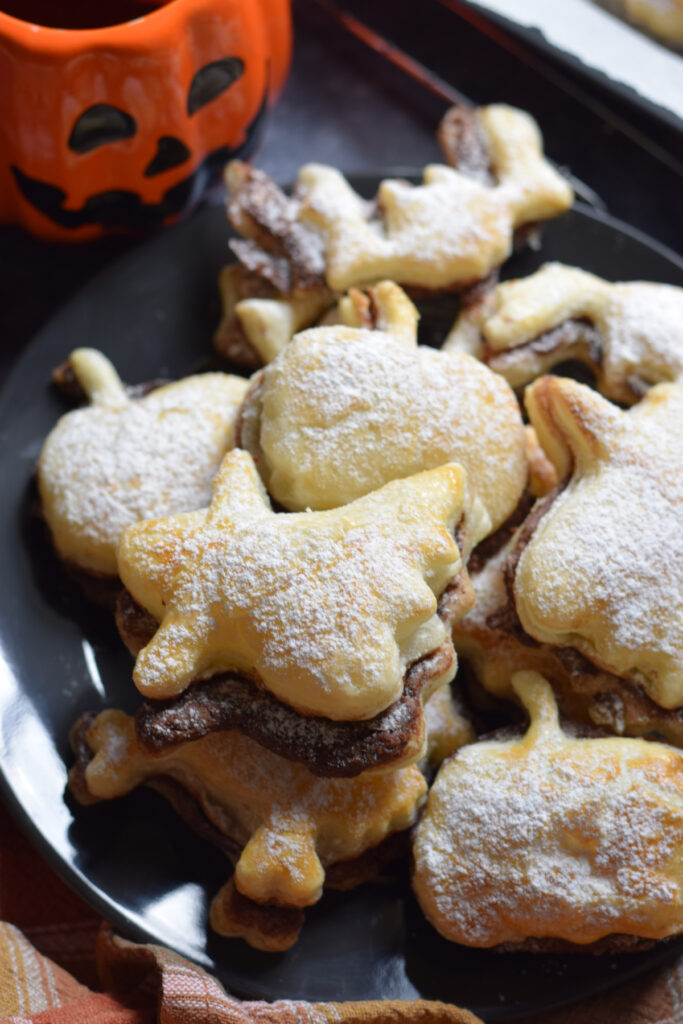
[11,95,267,231]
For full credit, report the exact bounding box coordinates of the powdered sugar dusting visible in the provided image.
[259,330,526,533]
[413,675,683,946]
[604,282,683,388]
[122,451,464,719]
[456,264,683,403]
[517,382,683,706]
[298,163,512,292]
[39,373,247,576]
[294,106,572,293]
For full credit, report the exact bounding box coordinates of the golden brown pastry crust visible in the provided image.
[444,263,683,404]
[70,709,426,912]
[118,449,479,722]
[293,106,571,294]
[604,0,683,44]
[38,349,247,577]
[117,585,462,777]
[413,672,683,948]
[453,535,683,747]
[237,281,527,536]
[423,684,475,769]
[514,377,683,709]
[217,106,571,362]
[214,261,334,368]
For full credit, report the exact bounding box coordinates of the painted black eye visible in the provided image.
[69,104,137,154]
[187,57,244,116]
[144,136,191,177]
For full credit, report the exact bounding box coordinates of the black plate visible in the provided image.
[1,180,683,1022]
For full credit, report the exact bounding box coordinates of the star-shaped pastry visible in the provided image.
[445,262,683,404]
[118,449,474,720]
[514,376,683,709]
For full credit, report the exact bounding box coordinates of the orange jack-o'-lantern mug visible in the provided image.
[0,0,291,240]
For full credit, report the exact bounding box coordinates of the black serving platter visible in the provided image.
[1,178,683,1021]
[462,0,683,138]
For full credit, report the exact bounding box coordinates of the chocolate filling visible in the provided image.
[211,880,305,948]
[468,484,683,744]
[227,164,326,294]
[437,106,494,186]
[468,485,535,576]
[117,507,472,777]
[132,636,455,777]
[52,358,171,405]
[482,318,603,375]
[499,483,565,644]
[495,934,656,955]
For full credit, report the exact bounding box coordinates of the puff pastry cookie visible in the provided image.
[118,448,481,720]
[515,376,683,709]
[215,105,572,366]
[214,259,333,368]
[423,684,475,769]
[290,106,571,292]
[413,671,683,948]
[38,349,247,577]
[453,535,683,747]
[70,709,425,948]
[238,281,527,535]
[444,263,683,404]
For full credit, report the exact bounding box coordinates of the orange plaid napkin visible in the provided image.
[1,799,681,1024]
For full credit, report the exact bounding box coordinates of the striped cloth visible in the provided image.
[0,801,681,1024]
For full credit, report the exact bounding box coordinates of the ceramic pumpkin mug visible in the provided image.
[0,0,291,240]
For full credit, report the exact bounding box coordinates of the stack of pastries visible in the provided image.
[36,102,683,956]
